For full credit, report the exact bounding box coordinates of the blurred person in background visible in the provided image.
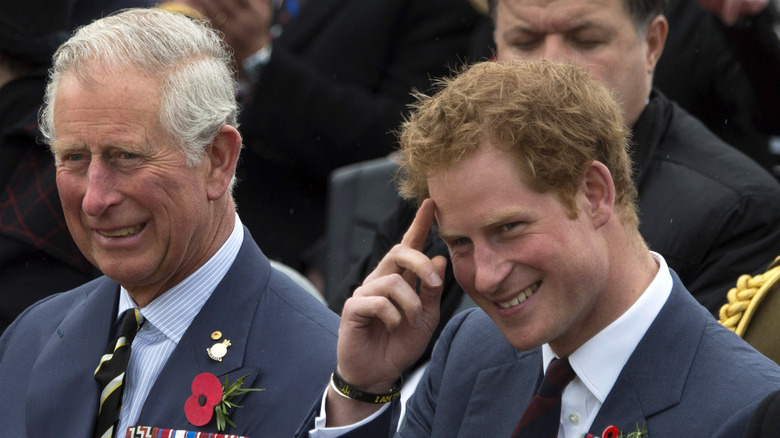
[470,0,780,177]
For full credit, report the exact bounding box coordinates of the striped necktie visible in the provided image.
[93,309,144,438]
[511,357,576,438]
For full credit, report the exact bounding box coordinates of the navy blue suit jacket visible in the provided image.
[299,271,780,437]
[0,228,339,437]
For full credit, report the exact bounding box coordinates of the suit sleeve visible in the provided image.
[712,396,764,438]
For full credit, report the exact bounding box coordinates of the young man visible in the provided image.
[302,60,780,437]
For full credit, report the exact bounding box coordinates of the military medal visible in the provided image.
[207,336,231,362]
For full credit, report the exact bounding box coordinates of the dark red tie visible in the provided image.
[511,357,576,438]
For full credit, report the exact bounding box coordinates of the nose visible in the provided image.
[472,244,512,295]
[540,36,571,63]
[82,159,121,216]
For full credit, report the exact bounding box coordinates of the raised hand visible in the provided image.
[172,0,274,63]
[326,199,448,426]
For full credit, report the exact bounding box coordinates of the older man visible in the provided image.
[301,60,780,437]
[0,8,338,437]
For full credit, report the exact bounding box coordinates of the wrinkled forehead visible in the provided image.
[495,0,632,25]
[51,68,163,140]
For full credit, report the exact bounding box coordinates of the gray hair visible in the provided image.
[39,7,239,168]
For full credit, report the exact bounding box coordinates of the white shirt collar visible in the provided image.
[542,252,672,402]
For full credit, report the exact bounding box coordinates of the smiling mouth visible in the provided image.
[498,281,540,309]
[98,223,145,237]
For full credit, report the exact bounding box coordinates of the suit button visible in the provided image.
[568,413,580,425]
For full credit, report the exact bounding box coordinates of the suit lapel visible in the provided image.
[136,230,270,429]
[590,278,706,435]
[26,278,119,438]
[458,350,543,436]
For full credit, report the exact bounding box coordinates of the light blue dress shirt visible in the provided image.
[115,214,243,434]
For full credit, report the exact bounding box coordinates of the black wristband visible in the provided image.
[330,369,403,404]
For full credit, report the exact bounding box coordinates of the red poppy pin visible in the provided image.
[582,423,648,438]
[184,372,264,431]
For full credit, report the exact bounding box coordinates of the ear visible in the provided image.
[644,15,668,74]
[580,161,615,229]
[205,125,242,201]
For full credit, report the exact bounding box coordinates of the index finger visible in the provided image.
[401,199,436,252]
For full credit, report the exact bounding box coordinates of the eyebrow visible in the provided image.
[51,142,84,155]
[484,208,525,228]
[507,19,598,35]
[437,208,524,240]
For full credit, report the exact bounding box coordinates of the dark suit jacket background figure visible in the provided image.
[470,0,780,177]
[655,0,780,177]
[68,0,156,27]
[235,0,484,270]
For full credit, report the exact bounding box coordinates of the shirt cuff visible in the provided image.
[308,387,391,437]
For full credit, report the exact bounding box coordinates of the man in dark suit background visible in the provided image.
[0,8,338,437]
[468,0,780,177]
[299,60,780,437]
